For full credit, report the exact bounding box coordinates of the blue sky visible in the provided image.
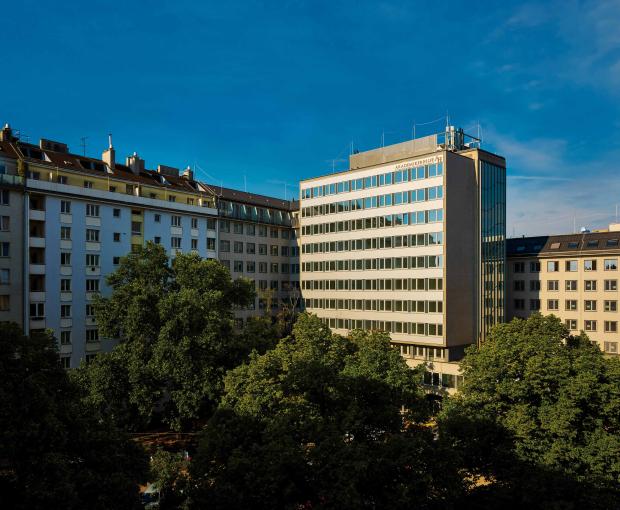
[2,0,620,236]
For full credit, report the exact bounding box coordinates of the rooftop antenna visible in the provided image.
[80,136,88,156]
[381,130,385,148]
[412,120,416,140]
[243,173,247,192]
[616,203,618,223]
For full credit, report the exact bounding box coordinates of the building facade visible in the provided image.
[0,124,299,368]
[299,128,507,391]
[507,230,620,356]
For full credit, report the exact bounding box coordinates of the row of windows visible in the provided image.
[302,227,443,255]
[514,279,619,292]
[395,344,448,362]
[301,162,443,199]
[301,185,443,218]
[302,208,445,237]
[218,201,293,228]
[303,255,443,273]
[302,298,443,313]
[302,277,444,292]
[312,314,443,337]
[514,299,619,312]
[514,259,618,273]
[58,329,99,345]
[220,260,301,274]
[219,240,298,257]
[219,220,293,238]
[563,318,618,332]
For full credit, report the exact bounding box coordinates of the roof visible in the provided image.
[207,183,297,211]
[507,231,620,257]
[1,135,292,208]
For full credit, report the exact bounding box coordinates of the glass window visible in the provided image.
[605,259,618,270]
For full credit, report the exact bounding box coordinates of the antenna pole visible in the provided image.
[80,136,88,156]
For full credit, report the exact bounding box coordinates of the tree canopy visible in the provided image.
[439,313,620,508]
[0,323,148,509]
[74,242,262,430]
[188,313,463,509]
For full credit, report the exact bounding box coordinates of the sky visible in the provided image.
[2,0,620,236]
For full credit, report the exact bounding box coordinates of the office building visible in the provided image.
[299,127,507,390]
[507,229,620,356]
[0,124,299,368]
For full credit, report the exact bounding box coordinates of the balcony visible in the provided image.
[30,291,45,301]
[29,318,46,330]
[29,264,45,275]
[0,174,24,187]
[29,209,46,221]
[60,318,73,328]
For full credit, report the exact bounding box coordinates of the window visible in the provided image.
[529,280,541,291]
[585,280,597,291]
[604,341,618,354]
[61,252,71,265]
[547,299,559,311]
[566,280,578,291]
[0,216,9,231]
[0,269,9,284]
[171,237,182,249]
[565,300,577,311]
[529,299,540,311]
[207,237,216,251]
[606,239,619,248]
[565,319,577,330]
[60,200,71,214]
[605,279,617,291]
[605,321,618,333]
[113,232,121,242]
[154,214,161,223]
[189,238,197,250]
[565,260,578,272]
[270,228,279,238]
[584,320,597,332]
[585,300,597,311]
[171,215,181,227]
[259,262,267,273]
[57,175,67,184]
[131,222,141,235]
[113,256,120,265]
[84,180,93,189]
[246,243,256,254]
[234,260,243,272]
[191,217,198,229]
[0,190,9,205]
[86,229,100,242]
[270,263,279,273]
[86,279,100,292]
[0,295,8,311]
[529,261,540,272]
[60,304,72,318]
[86,254,100,267]
[60,331,71,345]
[258,225,267,237]
[233,222,243,234]
[547,280,559,291]
[29,302,45,319]
[270,245,279,256]
[246,261,255,273]
[259,244,267,255]
[168,195,176,203]
[605,300,617,312]
[86,329,99,342]
[584,259,597,271]
[86,204,100,217]
[61,279,71,292]
[113,208,121,217]
[60,226,71,240]
[586,239,599,248]
[605,258,618,271]
[234,241,243,253]
[547,261,559,272]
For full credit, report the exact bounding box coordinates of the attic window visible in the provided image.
[568,241,579,248]
[516,246,525,252]
[586,240,599,248]
[550,242,561,249]
[80,159,105,172]
[533,244,542,250]
[21,147,44,160]
[606,239,619,247]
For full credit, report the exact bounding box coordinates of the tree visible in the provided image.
[439,314,620,508]
[188,313,464,509]
[76,242,258,430]
[149,449,190,509]
[0,323,149,509]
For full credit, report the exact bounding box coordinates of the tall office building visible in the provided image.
[507,229,620,356]
[299,127,506,390]
[0,124,299,368]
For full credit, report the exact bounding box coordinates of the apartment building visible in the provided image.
[299,127,506,391]
[507,229,620,356]
[0,124,299,368]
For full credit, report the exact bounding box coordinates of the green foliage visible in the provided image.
[0,323,149,509]
[149,449,189,509]
[77,242,260,430]
[439,313,620,507]
[189,313,463,509]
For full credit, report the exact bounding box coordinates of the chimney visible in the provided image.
[102,133,115,170]
[0,123,15,142]
[181,166,193,180]
[126,152,145,175]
